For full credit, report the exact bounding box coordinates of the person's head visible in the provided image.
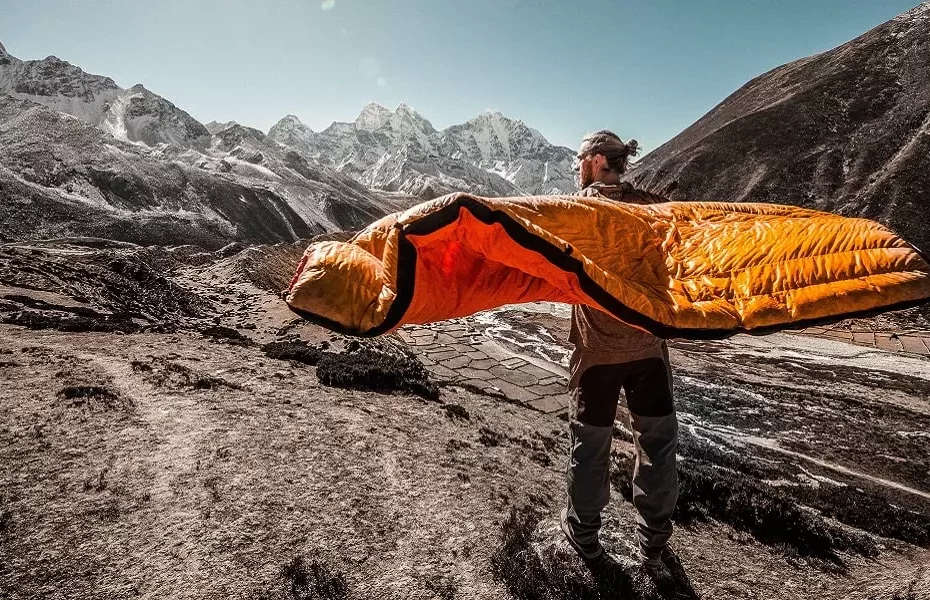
[573,130,639,188]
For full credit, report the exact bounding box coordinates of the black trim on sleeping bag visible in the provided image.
[288,193,930,339]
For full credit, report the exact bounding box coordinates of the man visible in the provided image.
[559,130,679,570]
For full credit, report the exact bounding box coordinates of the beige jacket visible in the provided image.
[568,182,669,388]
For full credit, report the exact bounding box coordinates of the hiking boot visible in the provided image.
[633,547,697,600]
[559,508,605,560]
[640,545,664,568]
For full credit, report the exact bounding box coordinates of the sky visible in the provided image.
[1,0,922,153]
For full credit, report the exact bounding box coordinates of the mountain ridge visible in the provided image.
[268,103,577,199]
[625,1,930,253]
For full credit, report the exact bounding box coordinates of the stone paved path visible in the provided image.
[794,325,930,357]
[396,318,571,414]
[397,315,930,416]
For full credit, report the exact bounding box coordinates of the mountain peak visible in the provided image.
[359,101,389,115]
[204,120,239,135]
[473,110,520,126]
[0,41,7,57]
[355,102,392,130]
[275,114,311,130]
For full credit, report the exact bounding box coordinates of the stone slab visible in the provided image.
[455,367,493,382]
[852,332,875,346]
[520,363,562,379]
[874,334,903,352]
[485,378,539,404]
[474,342,514,362]
[469,358,502,370]
[528,395,569,414]
[900,335,930,355]
[501,357,527,369]
[435,332,458,345]
[426,349,461,362]
[427,364,457,379]
[442,355,473,370]
[527,382,569,396]
[488,365,539,387]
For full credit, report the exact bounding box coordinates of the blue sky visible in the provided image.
[2,0,921,152]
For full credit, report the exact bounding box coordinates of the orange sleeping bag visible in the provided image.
[285,192,930,338]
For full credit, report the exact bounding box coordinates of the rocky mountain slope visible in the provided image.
[625,2,930,254]
[0,44,208,147]
[268,103,576,199]
[0,94,407,248]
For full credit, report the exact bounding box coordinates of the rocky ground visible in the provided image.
[1,239,929,600]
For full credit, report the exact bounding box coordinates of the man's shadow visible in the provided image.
[582,549,699,599]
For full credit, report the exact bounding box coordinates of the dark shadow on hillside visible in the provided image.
[491,506,697,600]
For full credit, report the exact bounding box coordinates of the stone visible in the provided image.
[427,349,461,362]
[874,334,902,352]
[520,363,562,379]
[852,332,875,346]
[427,364,458,379]
[489,365,538,387]
[469,358,501,370]
[485,378,539,404]
[435,332,458,345]
[456,367,493,382]
[527,383,569,397]
[395,330,415,344]
[900,335,930,355]
[823,332,853,342]
[441,355,472,370]
[473,342,513,362]
[528,396,569,414]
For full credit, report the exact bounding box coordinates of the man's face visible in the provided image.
[574,153,597,189]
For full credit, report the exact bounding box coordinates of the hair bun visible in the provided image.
[625,139,640,157]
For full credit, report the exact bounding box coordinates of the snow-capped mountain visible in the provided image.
[0,93,410,248]
[0,44,412,248]
[625,1,930,254]
[268,103,576,199]
[0,49,209,147]
[0,41,575,249]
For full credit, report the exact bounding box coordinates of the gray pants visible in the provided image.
[565,357,678,554]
